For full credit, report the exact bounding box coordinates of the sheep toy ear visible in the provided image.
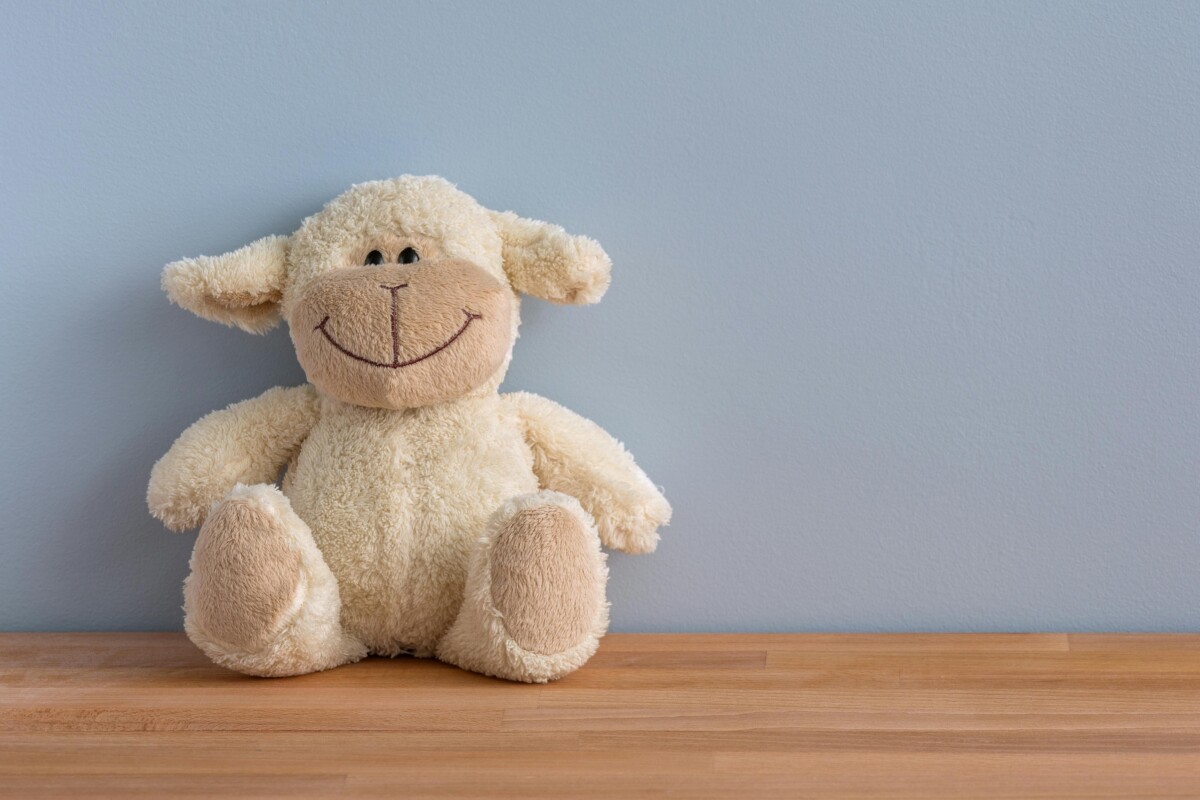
[490,211,612,305]
[161,235,289,334]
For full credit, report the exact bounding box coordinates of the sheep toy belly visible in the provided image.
[283,394,538,657]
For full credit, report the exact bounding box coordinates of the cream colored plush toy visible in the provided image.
[147,176,670,682]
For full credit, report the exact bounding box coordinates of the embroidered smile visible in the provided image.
[315,284,482,369]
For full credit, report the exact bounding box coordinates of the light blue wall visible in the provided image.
[2,1,1198,632]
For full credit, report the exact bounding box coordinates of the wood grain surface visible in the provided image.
[2,633,1198,798]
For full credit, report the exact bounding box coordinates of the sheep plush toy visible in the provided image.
[148,176,670,682]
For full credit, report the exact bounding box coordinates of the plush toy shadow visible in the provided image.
[147,176,670,682]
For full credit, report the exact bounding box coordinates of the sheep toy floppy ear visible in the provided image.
[489,211,612,305]
[148,176,669,682]
[161,235,289,333]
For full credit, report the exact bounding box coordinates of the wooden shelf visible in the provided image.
[3,632,1199,797]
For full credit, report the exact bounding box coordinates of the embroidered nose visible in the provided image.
[379,284,409,363]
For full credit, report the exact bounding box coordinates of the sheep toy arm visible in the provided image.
[505,391,671,554]
[147,385,321,532]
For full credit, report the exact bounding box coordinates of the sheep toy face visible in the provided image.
[290,256,513,409]
[161,175,614,409]
[289,247,515,410]
[284,178,516,409]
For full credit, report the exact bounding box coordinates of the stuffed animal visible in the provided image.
[147,176,670,682]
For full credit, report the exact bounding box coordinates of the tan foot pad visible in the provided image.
[189,495,303,653]
[490,504,601,655]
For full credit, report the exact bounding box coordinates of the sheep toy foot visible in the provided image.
[438,491,609,683]
[183,484,366,677]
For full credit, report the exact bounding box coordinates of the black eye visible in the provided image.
[364,250,385,265]
[398,247,420,264]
